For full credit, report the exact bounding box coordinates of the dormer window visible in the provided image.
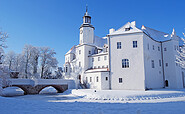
[125,28,130,31]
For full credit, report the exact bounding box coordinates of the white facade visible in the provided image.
[63,9,185,90]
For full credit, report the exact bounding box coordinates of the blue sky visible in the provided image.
[0,0,185,66]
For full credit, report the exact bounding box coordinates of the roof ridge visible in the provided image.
[143,26,170,35]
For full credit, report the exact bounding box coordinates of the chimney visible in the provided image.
[109,28,115,34]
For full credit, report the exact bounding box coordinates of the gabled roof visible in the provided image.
[65,45,76,55]
[108,21,143,36]
[141,25,171,42]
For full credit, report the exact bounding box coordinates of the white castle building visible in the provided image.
[63,9,185,90]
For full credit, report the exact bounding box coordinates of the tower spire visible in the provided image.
[86,4,88,12]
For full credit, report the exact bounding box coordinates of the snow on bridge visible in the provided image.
[2,79,76,95]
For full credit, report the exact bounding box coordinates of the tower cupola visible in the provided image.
[80,5,94,29]
[83,7,91,24]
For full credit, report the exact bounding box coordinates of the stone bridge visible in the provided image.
[2,79,75,95]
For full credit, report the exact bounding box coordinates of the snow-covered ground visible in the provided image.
[0,87,185,114]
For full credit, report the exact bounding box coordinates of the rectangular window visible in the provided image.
[98,66,100,68]
[79,62,81,67]
[117,42,121,49]
[159,60,161,67]
[90,77,92,82]
[152,60,155,68]
[125,28,130,31]
[79,50,81,54]
[66,67,68,72]
[92,58,94,62]
[174,45,176,50]
[96,76,99,82]
[133,41,137,48]
[119,78,123,83]
[164,48,167,51]
[104,56,107,60]
[122,59,129,68]
[166,63,168,67]
[98,57,100,61]
[89,51,91,54]
[106,77,108,81]
[153,45,155,50]
[158,46,160,51]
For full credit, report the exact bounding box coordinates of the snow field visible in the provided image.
[1,88,185,113]
[71,89,185,103]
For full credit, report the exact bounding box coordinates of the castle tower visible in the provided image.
[79,6,94,44]
[76,7,96,84]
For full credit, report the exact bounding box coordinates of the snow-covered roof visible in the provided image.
[89,52,108,57]
[141,25,171,42]
[66,45,76,55]
[108,21,143,36]
[85,68,109,73]
[108,21,183,44]
[94,36,107,47]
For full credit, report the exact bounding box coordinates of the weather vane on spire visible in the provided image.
[86,4,88,12]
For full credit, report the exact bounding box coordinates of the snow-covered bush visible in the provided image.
[0,64,12,95]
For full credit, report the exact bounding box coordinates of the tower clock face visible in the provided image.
[80,30,83,34]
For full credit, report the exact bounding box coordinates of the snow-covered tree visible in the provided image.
[0,29,10,95]
[14,54,23,72]
[0,31,8,48]
[4,51,16,71]
[40,47,58,78]
[30,46,40,78]
[55,67,63,79]
[22,45,33,78]
[176,33,185,68]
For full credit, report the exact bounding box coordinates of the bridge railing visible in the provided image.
[7,79,76,89]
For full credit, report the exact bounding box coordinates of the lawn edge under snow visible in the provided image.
[70,89,185,102]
